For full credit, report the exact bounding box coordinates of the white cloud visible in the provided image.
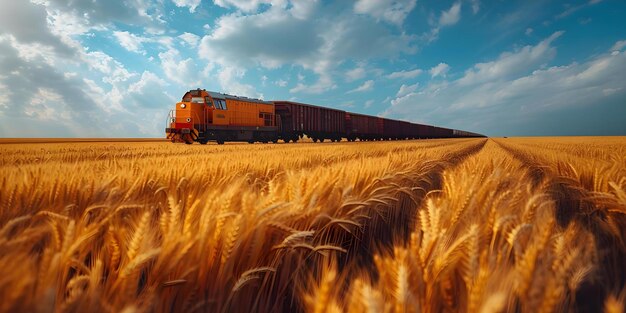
[217,67,261,98]
[127,72,170,106]
[429,63,450,78]
[199,1,416,95]
[423,2,463,43]
[0,1,75,57]
[113,31,147,54]
[158,49,201,86]
[396,83,419,97]
[178,32,200,47]
[353,0,417,25]
[42,0,162,28]
[611,40,626,52]
[439,2,462,26]
[387,68,422,79]
[275,79,287,87]
[290,74,336,94]
[25,88,64,120]
[171,0,202,12]
[555,0,603,19]
[83,51,135,85]
[458,31,563,85]
[384,34,626,136]
[364,100,374,108]
[470,0,480,14]
[525,28,533,36]
[213,0,272,13]
[346,67,366,81]
[347,80,374,93]
[602,87,622,96]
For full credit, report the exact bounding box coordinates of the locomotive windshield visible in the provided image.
[191,97,204,103]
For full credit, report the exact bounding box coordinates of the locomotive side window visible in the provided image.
[205,97,213,107]
[213,99,227,109]
[259,112,272,126]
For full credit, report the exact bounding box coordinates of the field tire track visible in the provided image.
[352,139,488,270]
[270,139,487,312]
[493,139,626,313]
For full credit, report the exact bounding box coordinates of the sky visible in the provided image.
[0,0,624,138]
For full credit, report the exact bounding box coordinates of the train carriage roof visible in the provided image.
[206,91,273,105]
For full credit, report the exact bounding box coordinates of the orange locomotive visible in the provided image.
[166,89,279,144]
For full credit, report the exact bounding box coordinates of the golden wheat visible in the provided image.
[0,137,624,312]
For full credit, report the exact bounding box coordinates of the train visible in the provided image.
[165,89,485,144]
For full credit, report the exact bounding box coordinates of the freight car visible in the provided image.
[273,101,344,143]
[345,113,381,141]
[166,89,485,144]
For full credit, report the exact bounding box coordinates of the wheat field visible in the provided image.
[0,137,625,312]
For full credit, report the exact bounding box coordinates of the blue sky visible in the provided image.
[0,0,624,137]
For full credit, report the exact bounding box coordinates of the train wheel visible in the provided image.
[248,140,254,144]
[272,139,278,143]
[312,138,318,143]
[320,138,325,143]
[217,139,225,145]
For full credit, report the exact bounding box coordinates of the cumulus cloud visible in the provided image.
[171,0,202,12]
[458,31,563,85]
[439,2,462,26]
[384,36,626,136]
[159,49,202,86]
[83,51,135,85]
[213,0,272,13]
[396,83,419,97]
[126,72,171,108]
[611,40,626,52]
[387,68,422,79]
[0,1,75,57]
[113,31,148,54]
[347,80,374,93]
[218,67,262,98]
[423,2,463,43]
[346,67,367,81]
[178,32,201,47]
[199,1,416,95]
[429,63,450,78]
[353,0,417,25]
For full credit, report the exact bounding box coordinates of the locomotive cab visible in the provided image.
[166,89,215,144]
[166,89,279,144]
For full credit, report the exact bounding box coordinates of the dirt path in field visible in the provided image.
[492,139,626,312]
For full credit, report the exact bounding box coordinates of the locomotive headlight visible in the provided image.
[180,103,186,109]
[186,118,191,122]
